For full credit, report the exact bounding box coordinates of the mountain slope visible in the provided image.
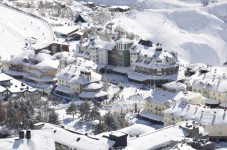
[0,5,53,60]
[108,1,227,65]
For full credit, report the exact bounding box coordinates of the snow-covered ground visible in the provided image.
[109,3,227,65]
[95,0,227,66]
[0,4,53,60]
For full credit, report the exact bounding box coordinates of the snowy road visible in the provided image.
[0,4,54,60]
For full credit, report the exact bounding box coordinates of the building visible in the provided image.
[25,37,69,55]
[54,64,107,101]
[108,6,131,12]
[5,50,59,90]
[58,53,98,70]
[74,14,86,24]
[0,73,40,101]
[34,121,207,150]
[164,91,227,140]
[108,37,133,67]
[76,37,116,66]
[128,41,179,84]
[187,66,227,105]
[34,122,114,150]
[0,130,55,150]
[126,121,207,150]
[139,89,183,124]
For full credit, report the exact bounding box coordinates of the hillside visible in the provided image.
[105,0,227,65]
[0,5,54,60]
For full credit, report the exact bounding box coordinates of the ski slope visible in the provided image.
[108,0,227,65]
[0,5,54,60]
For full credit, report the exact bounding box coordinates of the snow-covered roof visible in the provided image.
[163,81,186,92]
[54,26,79,35]
[31,41,51,50]
[0,130,55,150]
[130,44,154,55]
[53,51,69,59]
[126,121,191,150]
[82,39,116,51]
[8,50,59,70]
[83,83,102,90]
[132,48,178,69]
[37,123,114,150]
[0,73,37,93]
[109,5,130,10]
[79,90,108,98]
[149,89,179,104]
[56,64,101,85]
[116,37,133,44]
[96,124,156,139]
[165,99,227,125]
[205,98,218,105]
[35,58,59,70]
[188,67,227,93]
[9,50,34,64]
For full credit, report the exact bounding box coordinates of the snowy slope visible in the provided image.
[107,0,227,65]
[0,5,53,60]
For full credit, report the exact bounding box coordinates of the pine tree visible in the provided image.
[66,103,77,120]
[0,101,5,125]
[48,109,60,125]
[79,101,91,121]
[90,106,100,120]
[6,100,17,129]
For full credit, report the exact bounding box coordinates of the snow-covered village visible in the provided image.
[0,0,227,149]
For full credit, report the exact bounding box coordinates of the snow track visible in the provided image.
[0,4,54,60]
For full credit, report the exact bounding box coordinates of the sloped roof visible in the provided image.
[74,14,86,23]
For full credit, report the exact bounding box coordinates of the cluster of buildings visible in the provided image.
[139,64,227,141]
[0,120,212,150]
[75,34,179,84]
[2,23,180,102]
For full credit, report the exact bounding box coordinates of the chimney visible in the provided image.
[26,130,31,139]
[109,132,128,148]
[19,131,24,139]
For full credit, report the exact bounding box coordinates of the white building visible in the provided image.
[55,64,107,101]
[164,91,227,140]
[34,122,114,150]
[128,40,179,84]
[75,38,116,66]
[126,121,207,150]
[187,66,227,105]
[139,88,181,124]
[0,130,55,150]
